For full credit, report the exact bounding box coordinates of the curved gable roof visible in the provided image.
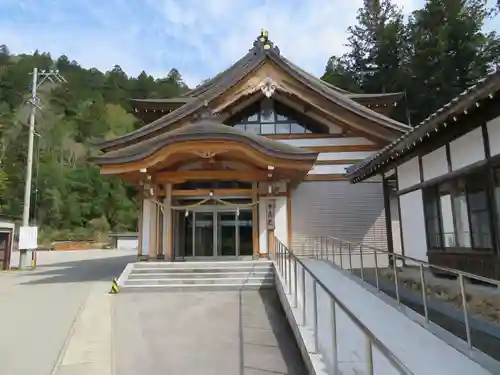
[92,119,318,166]
[98,31,410,152]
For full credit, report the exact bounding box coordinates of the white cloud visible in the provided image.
[1,0,498,89]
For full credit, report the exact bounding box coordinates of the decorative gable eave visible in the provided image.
[347,69,500,183]
[97,30,409,153]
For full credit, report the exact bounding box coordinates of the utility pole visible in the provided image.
[19,68,65,269]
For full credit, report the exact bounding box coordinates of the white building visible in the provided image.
[347,70,500,279]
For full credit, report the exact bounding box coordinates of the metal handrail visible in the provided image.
[273,238,413,375]
[301,235,500,351]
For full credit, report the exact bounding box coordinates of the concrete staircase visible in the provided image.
[117,260,275,292]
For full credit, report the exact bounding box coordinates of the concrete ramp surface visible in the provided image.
[113,290,307,375]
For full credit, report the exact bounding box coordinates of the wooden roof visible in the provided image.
[347,69,500,182]
[98,31,410,153]
[93,119,318,166]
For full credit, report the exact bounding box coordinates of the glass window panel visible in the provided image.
[470,210,491,248]
[290,123,306,134]
[246,112,258,122]
[260,108,275,123]
[467,171,492,249]
[275,123,290,134]
[452,192,471,247]
[245,123,260,134]
[423,187,441,248]
[233,124,245,131]
[439,193,456,247]
[276,113,289,121]
[260,123,275,134]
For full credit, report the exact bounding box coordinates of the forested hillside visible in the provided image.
[322,0,500,125]
[0,48,188,243]
[0,0,498,244]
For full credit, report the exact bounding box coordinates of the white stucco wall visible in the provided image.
[487,115,500,156]
[399,190,427,262]
[276,259,494,375]
[116,238,139,250]
[449,127,485,171]
[258,201,268,254]
[141,199,153,255]
[397,157,420,190]
[274,197,288,248]
[422,146,448,181]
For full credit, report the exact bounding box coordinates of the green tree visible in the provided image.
[407,0,500,123]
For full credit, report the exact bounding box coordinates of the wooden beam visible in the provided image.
[170,188,253,197]
[252,182,259,259]
[155,170,271,182]
[306,145,379,153]
[304,174,348,181]
[315,159,363,166]
[266,133,345,140]
[165,183,173,261]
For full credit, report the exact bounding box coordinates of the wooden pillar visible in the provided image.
[287,183,292,250]
[148,200,157,260]
[156,200,164,260]
[252,182,259,259]
[165,183,174,261]
[137,196,144,259]
[383,175,394,267]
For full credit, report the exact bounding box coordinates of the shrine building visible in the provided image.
[92,31,410,261]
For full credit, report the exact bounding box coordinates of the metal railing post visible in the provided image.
[393,254,400,305]
[365,336,374,375]
[348,243,353,272]
[459,274,472,348]
[419,264,429,322]
[293,257,298,308]
[339,241,343,270]
[288,247,292,295]
[312,280,319,353]
[301,266,306,326]
[331,298,339,375]
[284,244,288,285]
[374,248,380,291]
[360,245,365,281]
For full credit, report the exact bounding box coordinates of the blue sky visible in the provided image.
[0,0,498,88]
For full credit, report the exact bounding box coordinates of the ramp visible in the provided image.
[113,289,307,375]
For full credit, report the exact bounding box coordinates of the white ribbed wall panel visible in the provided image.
[291,181,387,251]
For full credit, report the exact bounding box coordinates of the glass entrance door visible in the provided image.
[217,212,237,256]
[194,212,214,257]
[179,205,253,259]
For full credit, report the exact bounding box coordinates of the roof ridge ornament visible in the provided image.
[251,29,280,55]
[259,77,277,98]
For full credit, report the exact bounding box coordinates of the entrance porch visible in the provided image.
[94,120,318,261]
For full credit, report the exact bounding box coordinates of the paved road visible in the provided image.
[0,250,136,375]
[114,290,307,375]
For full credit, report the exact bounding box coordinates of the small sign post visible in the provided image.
[19,226,38,269]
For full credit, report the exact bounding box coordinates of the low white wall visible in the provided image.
[449,127,485,171]
[397,157,420,190]
[399,190,427,263]
[275,257,494,375]
[259,201,268,254]
[274,197,288,247]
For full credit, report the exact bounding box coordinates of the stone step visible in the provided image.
[119,283,274,293]
[133,261,272,269]
[127,271,273,279]
[130,266,272,274]
[125,277,274,286]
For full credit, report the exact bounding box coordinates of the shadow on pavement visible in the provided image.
[19,254,136,285]
[237,289,307,375]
